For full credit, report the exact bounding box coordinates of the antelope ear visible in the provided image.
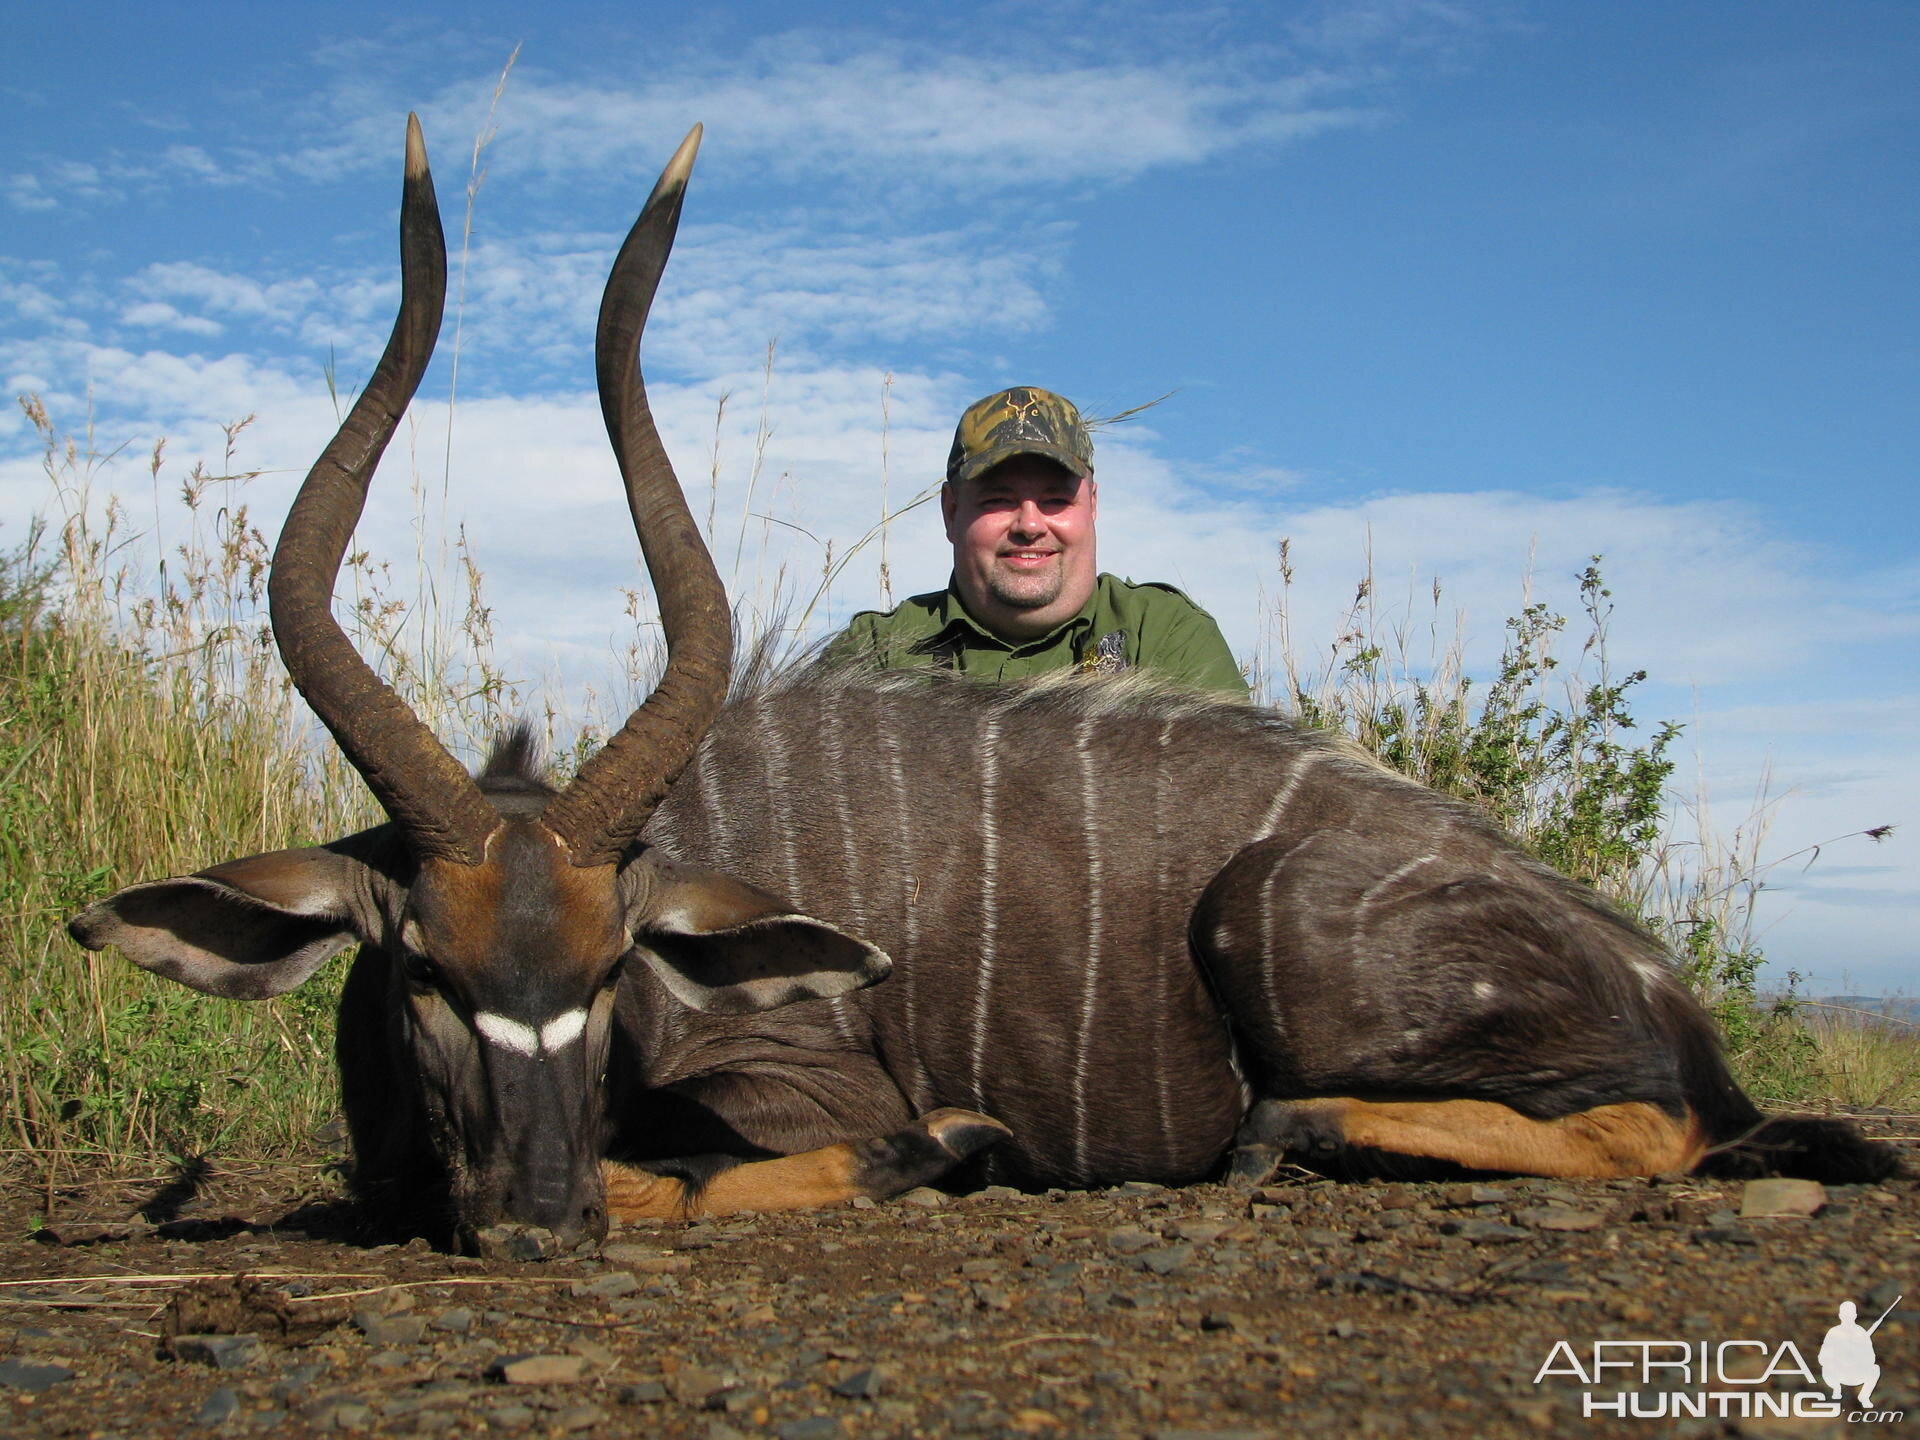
[68,843,380,1000]
[623,852,891,1015]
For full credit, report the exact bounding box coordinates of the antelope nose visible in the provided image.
[505,1179,608,1248]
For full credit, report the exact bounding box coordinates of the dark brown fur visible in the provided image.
[623,666,1895,1190]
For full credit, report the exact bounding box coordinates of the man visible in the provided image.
[826,387,1249,698]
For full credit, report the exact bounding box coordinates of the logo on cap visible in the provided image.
[947,387,1094,485]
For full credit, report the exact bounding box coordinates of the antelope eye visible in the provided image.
[401,951,439,987]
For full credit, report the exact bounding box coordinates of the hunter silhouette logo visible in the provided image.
[1533,1292,1905,1423]
[1820,1297,1898,1408]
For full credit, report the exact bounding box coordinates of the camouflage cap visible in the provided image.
[946,387,1093,485]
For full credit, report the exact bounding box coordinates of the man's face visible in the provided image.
[942,456,1098,641]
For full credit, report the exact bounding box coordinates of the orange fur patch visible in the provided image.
[1313,1096,1706,1178]
[602,1144,863,1221]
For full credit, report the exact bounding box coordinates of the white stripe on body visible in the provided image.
[966,713,1001,1111]
[1152,716,1178,1170]
[765,709,801,902]
[1068,715,1103,1181]
[824,704,865,925]
[820,706,861,1047]
[878,696,934,1109]
[695,741,728,862]
[1256,834,1321,1040]
[764,707,852,1044]
[1252,750,1317,839]
[1351,854,1438,952]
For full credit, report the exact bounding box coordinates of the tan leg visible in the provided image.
[1239,1096,1707,1181]
[602,1107,1008,1221]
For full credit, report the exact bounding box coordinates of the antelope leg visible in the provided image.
[1229,1095,1707,1184]
[602,1108,1010,1220]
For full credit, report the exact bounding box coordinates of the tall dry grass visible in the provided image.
[0,394,540,1171]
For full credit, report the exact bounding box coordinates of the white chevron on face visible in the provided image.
[474,1008,589,1058]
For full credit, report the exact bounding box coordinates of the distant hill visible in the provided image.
[1805,995,1920,1026]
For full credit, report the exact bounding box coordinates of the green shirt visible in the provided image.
[824,573,1250,698]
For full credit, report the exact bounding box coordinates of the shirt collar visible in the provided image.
[918,575,1101,655]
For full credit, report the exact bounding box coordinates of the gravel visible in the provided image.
[0,1143,1913,1437]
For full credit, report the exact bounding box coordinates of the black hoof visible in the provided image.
[850,1109,1011,1199]
[1224,1142,1283,1189]
[922,1108,1012,1162]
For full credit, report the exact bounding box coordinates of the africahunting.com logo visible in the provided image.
[1532,1293,1904,1422]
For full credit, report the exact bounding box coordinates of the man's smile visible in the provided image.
[998,548,1059,568]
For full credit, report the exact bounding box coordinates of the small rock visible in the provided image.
[573,1272,641,1299]
[850,1195,877,1209]
[977,1184,1024,1200]
[1167,1219,1232,1243]
[0,1358,75,1392]
[1199,1311,1252,1333]
[1105,1227,1159,1254]
[1440,1183,1509,1207]
[194,1387,240,1427]
[1149,1430,1277,1440]
[1696,1226,1759,1247]
[38,1219,153,1247]
[1739,1178,1826,1218]
[832,1366,885,1399]
[619,1381,669,1404]
[472,1224,561,1261]
[301,1392,373,1429]
[573,1339,616,1370]
[898,1187,946,1208]
[171,1335,263,1370]
[429,1307,474,1333]
[554,1404,606,1431]
[629,1254,694,1274]
[270,1361,328,1401]
[1513,1206,1606,1232]
[1135,1243,1196,1275]
[1110,1181,1167,1197]
[357,1287,415,1316]
[488,1353,591,1385]
[1441,1219,1529,1244]
[354,1313,426,1346]
[717,1387,768,1415]
[776,1418,843,1440]
[667,1364,737,1407]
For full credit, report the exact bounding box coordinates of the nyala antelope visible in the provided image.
[71,119,1895,1250]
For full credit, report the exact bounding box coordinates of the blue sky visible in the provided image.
[3,1,1915,991]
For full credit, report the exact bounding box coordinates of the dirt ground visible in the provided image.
[1,1124,1914,1440]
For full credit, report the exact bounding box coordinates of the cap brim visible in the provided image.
[949,442,1091,486]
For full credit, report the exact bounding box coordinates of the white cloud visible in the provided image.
[11,38,1389,210]
[4,174,56,212]
[438,54,1374,195]
[120,301,224,336]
